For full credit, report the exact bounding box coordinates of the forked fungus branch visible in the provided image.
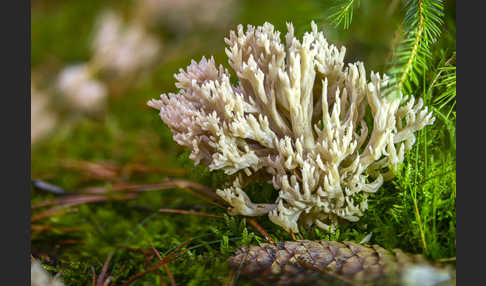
[148,22,435,233]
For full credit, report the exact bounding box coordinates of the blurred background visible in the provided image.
[31,1,456,285]
[32,0,413,199]
[31,0,455,149]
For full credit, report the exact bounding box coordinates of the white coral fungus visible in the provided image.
[57,63,107,113]
[136,0,236,32]
[92,10,160,76]
[148,22,435,233]
[31,261,64,286]
[31,85,57,144]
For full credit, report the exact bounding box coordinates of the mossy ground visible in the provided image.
[31,0,456,285]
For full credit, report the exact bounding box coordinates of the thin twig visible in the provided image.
[247,218,274,243]
[96,253,113,286]
[122,250,184,285]
[91,267,96,286]
[32,193,136,209]
[81,179,226,204]
[166,179,226,203]
[122,238,192,286]
[31,204,76,222]
[290,232,297,241]
[57,239,81,245]
[31,224,81,233]
[119,245,154,256]
[61,159,119,180]
[102,277,112,286]
[181,187,226,209]
[162,265,176,286]
[149,241,177,286]
[32,194,136,223]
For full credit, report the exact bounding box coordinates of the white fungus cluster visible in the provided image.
[56,10,160,113]
[31,85,57,144]
[135,0,237,32]
[57,63,107,113]
[31,261,64,286]
[149,22,435,233]
[92,11,160,77]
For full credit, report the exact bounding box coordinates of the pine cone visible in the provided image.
[228,240,455,286]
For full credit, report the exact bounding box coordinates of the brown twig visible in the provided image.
[80,179,226,205]
[81,179,215,196]
[33,178,225,213]
[96,253,113,286]
[162,264,176,286]
[32,193,136,209]
[102,277,112,286]
[91,267,97,286]
[31,225,81,233]
[149,241,177,286]
[290,232,297,241]
[122,251,182,285]
[181,187,227,209]
[62,158,189,180]
[119,245,154,256]
[31,193,136,224]
[247,218,274,243]
[164,179,226,203]
[61,159,120,180]
[122,238,193,286]
[32,196,103,209]
[57,239,82,245]
[31,204,77,222]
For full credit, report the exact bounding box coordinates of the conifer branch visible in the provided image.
[435,63,456,114]
[386,0,444,96]
[328,0,360,29]
[397,0,425,92]
[428,52,455,93]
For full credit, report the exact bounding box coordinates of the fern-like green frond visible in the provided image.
[386,0,445,97]
[426,51,455,116]
[328,0,360,30]
[434,65,456,113]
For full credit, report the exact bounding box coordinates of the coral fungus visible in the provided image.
[57,63,107,113]
[149,22,435,233]
[31,261,64,286]
[31,85,57,144]
[92,10,160,77]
